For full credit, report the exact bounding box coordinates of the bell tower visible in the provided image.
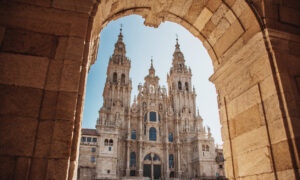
[96,27,132,179]
[167,38,197,131]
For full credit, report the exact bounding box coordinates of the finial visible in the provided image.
[176,34,178,44]
[120,24,123,33]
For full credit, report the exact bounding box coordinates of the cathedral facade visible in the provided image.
[77,29,225,180]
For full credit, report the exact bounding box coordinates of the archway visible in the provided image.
[143,153,162,179]
[0,1,299,180]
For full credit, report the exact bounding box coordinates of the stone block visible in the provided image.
[50,140,72,159]
[55,37,68,60]
[0,156,15,179]
[277,168,297,180]
[224,0,236,7]
[183,0,206,23]
[169,0,193,18]
[29,158,48,180]
[201,19,215,39]
[52,0,96,14]
[267,118,287,144]
[55,91,78,120]
[224,156,234,178]
[45,60,64,91]
[227,85,261,120]
[208,18,230,46]
[46,159,69,179]
[235,147,273,177]
[193,7,213,33]
[65,37,85,62]
[53,120,74,142]
[213,19,244,58]
[34,120,54,158]
[280,6,300,27]
[40,91,59,120]
[211,4,229,25]
[0,84,43,118]
[229,104,265,138]
[206,0,222,12]
[1,28,57,58]
[220,123,229,141]
[12,0,52,7]
[0,116,37,156]
[223,139,231,159]
[231,0,247,17]
[272,140,294,171]
[14,157,30,179]
[232,126,269,155]
[0,53,49,89]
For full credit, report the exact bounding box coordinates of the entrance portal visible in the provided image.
[143,153,161,179]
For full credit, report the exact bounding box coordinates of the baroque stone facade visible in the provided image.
[78,29,225,180]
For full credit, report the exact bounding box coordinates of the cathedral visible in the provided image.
[77,28,225,180]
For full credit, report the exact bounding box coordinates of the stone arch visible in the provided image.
[0,1,299,180]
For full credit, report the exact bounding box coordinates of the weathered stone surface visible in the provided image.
[60,61,82,92]
[235,147,273,177]
[193,8,213,32]
[55,91,78,120]
[1,28,57,58]
[0,84,43,118]
[0,156,15,179]
[46,159,69,179]
[0,116,37,156]
[14,157,31,179]
[213,19,244,58]
[0,53,49,89]
[29,158,48,180]
[272,140,294,171]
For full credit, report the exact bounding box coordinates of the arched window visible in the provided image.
[130,152,136,167]
[113,72,117,83]
[149,112,156,122]
[109,139,113,146]
[144,125,146,135]
[144,113,147,122]
[206,145,209,151]
[178,81,182,90]
[104,139,108,146]
[202,145,205,151]
[168,133,173,142]
[153,154,160,161]
[185,82,189,91]
[149,127,156,141]
[121,74,125,85]
[169,154,174,168]
[144,154,151,160]
[131,130,136,140]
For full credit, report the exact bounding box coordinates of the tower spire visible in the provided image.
[149,56,155,75]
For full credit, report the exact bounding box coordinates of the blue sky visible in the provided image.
[82,15,222,145]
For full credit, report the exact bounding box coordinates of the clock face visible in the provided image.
[149,85,155,94]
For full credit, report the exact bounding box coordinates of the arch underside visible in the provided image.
[0,0,299,180]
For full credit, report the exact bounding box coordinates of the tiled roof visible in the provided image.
[81,128,99,136]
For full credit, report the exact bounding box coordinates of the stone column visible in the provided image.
[126,142,131,176]
[138,141,143,177]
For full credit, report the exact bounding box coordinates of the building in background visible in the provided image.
[77,29,225,180]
